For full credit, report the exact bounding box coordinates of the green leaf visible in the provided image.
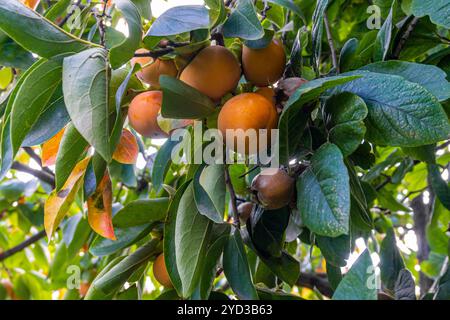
[373,0,395,62]
[380,228,405,292]
[427,199,450,254]
[55,123,89,191]
[174,183,213,298]
[22,88,70,147]
[279,75,360,164]
[362,61,450,101]
[86,239,159,300]
[256,287,303,300]
[62,48,111,162]
[411,0,450,28]
[160,75,216,119]
[109,0,142,69]
[402,144,436,164]
[112,198,169,228]
[10,59,62,155]
[435,266,450,300]
[192,223,230,300]
[250,207,290,258]
[89,224,153,257]
[297,143,350,237]
[152,138,181,193]
[316,234,351,267]
[193,164,225,223]
[222,0,264,40]
[395,269,416,300]
[266,0,306,23]
[0,0,93,59]
[0,36,35,69]
[1,59,47,178]
[325,92,368,157]
[62,214,91,259]
[146,5,209,37]
[333,250,377,300]
[131,0,152,20]
[334,70,450,147]
[205,0,227,27]
[223,228,259,300]
[339,38,358,72]
[164,181,191,297]
[428,164,450,210]
[311,0,330,72]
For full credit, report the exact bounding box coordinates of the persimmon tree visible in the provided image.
[0,0,449,301]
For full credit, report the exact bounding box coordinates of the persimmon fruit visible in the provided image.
[242,39,286,86]
[256,87,276,105]
[218,93,278,155]
[153,253,173,288]
[128,91,167,138]
[251,169,295,210]
[133,49,178,88]
[237,202,254,224]
[21,0,40,9]
[180,46,241,101]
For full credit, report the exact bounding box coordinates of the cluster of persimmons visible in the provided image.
[129,39,300,288]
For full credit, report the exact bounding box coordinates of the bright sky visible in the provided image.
[151,0,205,17]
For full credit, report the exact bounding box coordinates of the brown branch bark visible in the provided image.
[11,162,55,188]
[297,272,333,298]
[411,191,433,296]
[225,165,240,228]
[323,13,339,74]
[0,230,46,262]
[392,17,420,59]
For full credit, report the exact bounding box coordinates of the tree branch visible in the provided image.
[297,272,333,298]
[225,165,240,228]
[392,17,420,59]
[0,230,46,262]
[324,13,339,74]
[12,162,55,188]
[23,147,54,176]
[133,47,175,59]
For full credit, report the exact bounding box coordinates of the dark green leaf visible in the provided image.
[325,92,368,157]
[0,0,93,59]
[223,228,258,300]
[297,143,350,237]
[334,71,450,147]
[223,0,264,40]
[160,75,216,119]
[380,228,405,292]
[62,48,111,161]
[109,0,142,69]
[146,5,209,37]
[333,250,377,300]
[113,198,169,228]
[394,269,416,300]
[411,0,450,28]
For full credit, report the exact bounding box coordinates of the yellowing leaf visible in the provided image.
[41,128,66,167]
[112,129,138,165]
[44,157,90,239]
[20,0,40,10]
[88,172,116,240]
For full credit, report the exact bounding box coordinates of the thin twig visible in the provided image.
[392,17,420,59]
[0,230,46,262]
[57,0,83,28]
[11,162,55,188]
[225,165,240,228]
[133,47,175,59]
[23,147,54,176]
[323,13,339,74]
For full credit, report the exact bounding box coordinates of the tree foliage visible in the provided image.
[0,0,449,301]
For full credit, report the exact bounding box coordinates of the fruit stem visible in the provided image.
[225,165,240,229]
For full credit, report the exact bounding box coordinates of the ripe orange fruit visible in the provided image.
[21,0,40,10]
[153,253,173,288]
[133,49,178,88]
[180,46,241,101]
[218,93,278,155]
[251,169,295,210]
[128,91,167,138]
[255,87,276,105]
[242,39,286,86]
